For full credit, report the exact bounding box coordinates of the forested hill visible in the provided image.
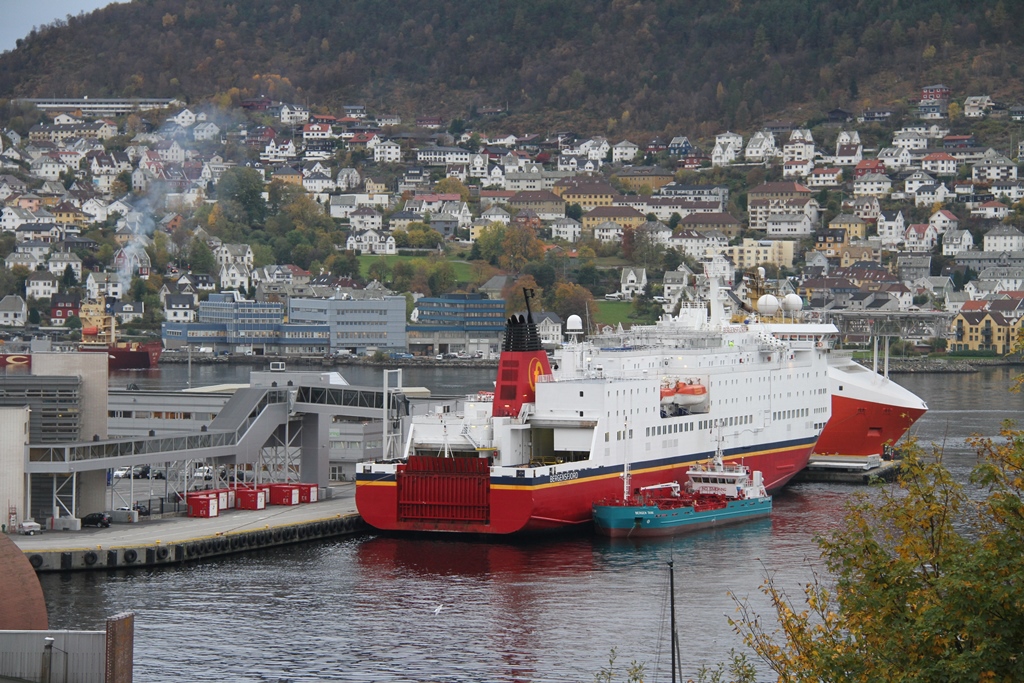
[1,0,1018,133]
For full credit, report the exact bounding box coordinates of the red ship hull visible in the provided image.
[356,440,813,535]
[80,341,163,370]
[0,342,162,372]
[815,394,927,457]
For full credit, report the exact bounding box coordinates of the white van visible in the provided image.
[604,293,623,301]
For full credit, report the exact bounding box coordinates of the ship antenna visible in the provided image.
[523,287,535,324]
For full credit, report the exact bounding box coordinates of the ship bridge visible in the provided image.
[21,369,407,524]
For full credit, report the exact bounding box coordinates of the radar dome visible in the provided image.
[756,294,780,316]
[566,315,583,332]
[782,293,803,312]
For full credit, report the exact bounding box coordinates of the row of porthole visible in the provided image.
[26,517,361,569]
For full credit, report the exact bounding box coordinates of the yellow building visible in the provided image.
[582,206,646,232]
[828,213,868,240]
[724,238,796,270]
[950,311,1021,354]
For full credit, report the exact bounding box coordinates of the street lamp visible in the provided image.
[43,636,69,683]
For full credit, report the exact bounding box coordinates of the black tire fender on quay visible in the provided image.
[123,549,138,564]
[29,554,44,569]
[83,551,98,566]
[156,547,169,560]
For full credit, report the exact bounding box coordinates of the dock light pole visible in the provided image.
[43,636,69,683]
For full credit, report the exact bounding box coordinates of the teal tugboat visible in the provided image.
[592,453,772,538]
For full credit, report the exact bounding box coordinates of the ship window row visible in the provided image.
[773,408,808,421]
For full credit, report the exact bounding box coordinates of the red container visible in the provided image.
[294,483,319,503]
[235,488,266,510]
[268,484,300,506]
[187,494,219,518]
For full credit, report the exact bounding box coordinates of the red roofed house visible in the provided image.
[921,152,959,176]
[853,159,885,178]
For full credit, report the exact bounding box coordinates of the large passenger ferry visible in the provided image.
[356,285,834,535]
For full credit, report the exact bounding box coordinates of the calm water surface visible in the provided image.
[38,365,1021,681]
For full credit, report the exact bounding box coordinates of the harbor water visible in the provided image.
[35,364,1024,682]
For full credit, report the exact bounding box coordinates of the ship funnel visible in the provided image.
[493,288,551,418]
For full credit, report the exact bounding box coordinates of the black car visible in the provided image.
[81,512,112,528]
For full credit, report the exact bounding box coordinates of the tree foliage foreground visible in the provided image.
[724,430,1024,683]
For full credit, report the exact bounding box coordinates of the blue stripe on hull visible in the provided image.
[593,498,773,538]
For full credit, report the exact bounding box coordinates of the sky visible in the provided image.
[0,1,127,53]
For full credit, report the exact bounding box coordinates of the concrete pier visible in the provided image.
[792,457,901,484]
[10,483,365,572]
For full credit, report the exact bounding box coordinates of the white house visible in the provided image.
[972,201,1010,220]
[0,295,27,327]
[744,131,776,162]
[904,171,936,195]
[374,140,403,163]
[620,267,647,300]
[350,207,384,231]
[711,132,743,167]
[25,271,59,299]
[853,173,892,198]
[86,272,123,300]
[942,229,974,256]
[904,224,939,252]
[218,262,251,291]
[550,217,581,242]
[876,210,906,247]
[612,140,639,163]
[215,243,254,268]
[983,225,1024,251]
[163,294,196,323]
[346,229,396,255]
[279,104,310,125]
[929,209,959,233]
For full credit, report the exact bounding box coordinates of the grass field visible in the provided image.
[593,300,635,328]
[357,254,476,283]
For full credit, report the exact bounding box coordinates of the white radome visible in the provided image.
[756,294,780,316]
[782,293,803,312]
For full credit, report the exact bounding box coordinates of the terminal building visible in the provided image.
[406,293,506,357]
[2,352,418,530]
[287,294,408,355]
[162,292,330,355]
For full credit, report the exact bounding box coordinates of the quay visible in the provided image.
[792,455,901,484]
[10,484,366,573]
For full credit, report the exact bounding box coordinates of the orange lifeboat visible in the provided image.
[672,381,707,407]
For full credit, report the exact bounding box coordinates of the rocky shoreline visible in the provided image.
[157,353,1023,374]
[885,358,1024,374]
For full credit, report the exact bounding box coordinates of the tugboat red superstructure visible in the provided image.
[357,283,833,535]
[77,300,162,370]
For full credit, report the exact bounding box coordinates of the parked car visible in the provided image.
[193,465,214,480]
[16,521,42,535]
[81,512,111,528]
[132,465,151,479]
[113,466,131,479]
[117,504,150,517]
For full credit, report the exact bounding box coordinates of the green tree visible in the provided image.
[187,240,217,275]
[217,167,267,225]
[730,435,1024,682]
[61,264,78,288]
[566,203,584,221]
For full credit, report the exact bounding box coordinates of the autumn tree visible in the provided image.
[500,224,544,273]
[217,167,267,225]
[502,275,541,315]
[728,434,1024,682]
[551,282,596,325]
[433,177,471,203]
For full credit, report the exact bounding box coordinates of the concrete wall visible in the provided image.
[0,630,106,683]
[32,352,108,440]
[0,406,30,528]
